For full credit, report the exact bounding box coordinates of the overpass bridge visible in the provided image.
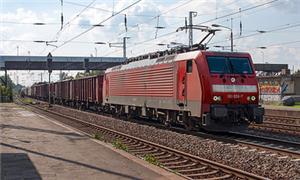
[0,54,124,88]
[0,55,124,71]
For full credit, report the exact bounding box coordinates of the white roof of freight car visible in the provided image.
[105,50,200,73]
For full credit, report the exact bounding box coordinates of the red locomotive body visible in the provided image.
[103,50,264,130]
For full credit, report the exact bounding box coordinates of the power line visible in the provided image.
[210,22,300,46]
[57,0,97,38]
[106,0,280,56]
[64,0,187,19]
[260,39,300,48]
[0,39,103,44]
[64,0,111,13]
[39,0,97,55]
[239,39,300,52]
[51,0,142,53]
[212,0,283,25]
[117,0,195,37]
[196,0,279,25]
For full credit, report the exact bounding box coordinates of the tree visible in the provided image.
[74,70,104,79]
[0,75,25,102]
[294,69,300,75]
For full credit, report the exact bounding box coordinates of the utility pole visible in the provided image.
[47,53,52,107]
[84,58,89,73]
[94,47,97,57]
[188,11,197,47]
[123,37,127,58]
[4,68,7,87]
[109,37,129,59]
[230,18,233,52]
[212,19,233,52]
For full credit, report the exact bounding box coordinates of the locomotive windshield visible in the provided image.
[206,56,253,74]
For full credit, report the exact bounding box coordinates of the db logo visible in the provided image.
[231,77,236,83]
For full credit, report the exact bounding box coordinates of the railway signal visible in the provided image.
[47,52,52,107]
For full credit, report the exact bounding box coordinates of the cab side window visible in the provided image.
[186,60,192,73]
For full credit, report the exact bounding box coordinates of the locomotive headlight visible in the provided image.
[213,96,222,102]
[247,96,256,101]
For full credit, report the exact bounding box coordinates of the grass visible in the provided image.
[292,102,300,108]
[144,154,160,166]
[22,98,33,104]
[112,139,128,152]
[263,101,300,108]
[93,132,104,141]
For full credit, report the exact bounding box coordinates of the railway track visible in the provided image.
[17,100,267,180]
[249,115,300,135]
[133,118,300,159]
[264,114,300,124]
[223,132,300,159]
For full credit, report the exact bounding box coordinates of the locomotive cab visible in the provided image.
[198,51,264,131]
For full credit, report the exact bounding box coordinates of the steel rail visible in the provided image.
[18,100,267,180]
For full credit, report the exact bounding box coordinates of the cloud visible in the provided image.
[274,0,300,13]
[78,18,91,29]
[1,1,300,63]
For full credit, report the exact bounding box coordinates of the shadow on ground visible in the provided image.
[1,143,142,180]
[1,153,42,180]
[1,124,84,137]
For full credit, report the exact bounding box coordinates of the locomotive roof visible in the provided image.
[105,50,250,73]
[105,50,200,73]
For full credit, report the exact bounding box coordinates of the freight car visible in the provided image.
[103,50,264,131]
[25,50,264,132]
[26,75,103,109]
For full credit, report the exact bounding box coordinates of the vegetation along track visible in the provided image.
[17,101,267,180]
[250,115,300,135]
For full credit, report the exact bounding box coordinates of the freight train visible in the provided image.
[23,50,264,131]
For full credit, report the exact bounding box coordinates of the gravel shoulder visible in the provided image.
[35,102,300,179]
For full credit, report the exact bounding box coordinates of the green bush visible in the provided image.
[144,154,160,166]
[112,139,128,152]
[94,133,104,140]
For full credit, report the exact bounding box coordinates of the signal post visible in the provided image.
[47,52,52,107]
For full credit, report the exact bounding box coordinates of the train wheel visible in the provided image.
[164,120,171,128]
[184,117,196,131]
[125,113,132,121]
[160,116,170,128]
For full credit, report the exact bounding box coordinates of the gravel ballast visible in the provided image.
[45,104,300,179]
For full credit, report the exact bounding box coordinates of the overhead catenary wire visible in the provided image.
[196,0,279,25]
[129,0,280,48]
[104,0,280,57]
[38,0,97,55]
[50,0,142,53]
[263,39,300,47]
[55,0,97,41]
[64,0,187,19]
[117,0,196,37]
[209,22,300,46]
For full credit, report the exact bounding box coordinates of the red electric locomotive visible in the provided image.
[103,50,264,131]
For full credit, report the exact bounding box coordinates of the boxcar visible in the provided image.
[67,75,103,109]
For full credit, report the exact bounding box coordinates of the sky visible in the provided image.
[1,0,300,86]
